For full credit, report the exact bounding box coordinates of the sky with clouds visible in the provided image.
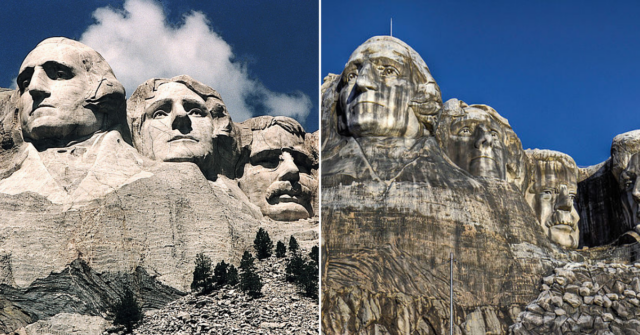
[322,0,640,166]
[0,0,318,131]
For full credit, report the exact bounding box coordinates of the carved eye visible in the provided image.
[382,67,399,76]
[625,180,635,190]
[56,70,66,79]
[541,190,554,200]
[458,127,471,135]
[491,130,499,138]
[255,156,281,169]
[347,73,357,81]
[152,110,169,119]
[22,78,30,89]
[188,108,205,117]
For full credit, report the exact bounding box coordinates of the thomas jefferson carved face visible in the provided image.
[525,151,580,249]
[18,42,102,143]
[620,153,640,232]
[445,107,506,179]
[339,39,423,138]
[139,82,215,165]
[238,120,315,221]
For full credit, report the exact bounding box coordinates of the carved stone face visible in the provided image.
[620,153,640,230]
[139,82,214,165]
[526,159,580,248]
[339,40,422,138]
[238,126,315,221]
[17,43,101,142]
[445,107,506,179]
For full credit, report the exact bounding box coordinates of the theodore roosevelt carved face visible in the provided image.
[238,116,316,221]
[337,36,441,138]
[525,149,580,249]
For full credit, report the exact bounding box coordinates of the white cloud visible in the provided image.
[79,0,311,123]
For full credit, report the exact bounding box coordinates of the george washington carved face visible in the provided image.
[338,36,441,138]
[17,38,124,145]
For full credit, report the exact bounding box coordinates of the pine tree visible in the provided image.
[112,287,143,333]
[239,251,262,298]
[285,252,305,282]
[309,245,319,264]
[213,260,229,287]
[191,253,213,293]
[254,228,274,260]
[300,260,319,299]
[289,235,299,254]
[227,265,239,286]
[275,241,287,258]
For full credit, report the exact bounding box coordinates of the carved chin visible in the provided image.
[468,157,501,179]
[263,203,310,221]
[549,225,578,249]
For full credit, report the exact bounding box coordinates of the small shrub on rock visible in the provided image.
[112,287,143,333]
[276,241,287,258]
[289,235,299,254]
[191,253,213,293]
[240,251,262,298]
[254,228,274,260]
[228,264,239,286]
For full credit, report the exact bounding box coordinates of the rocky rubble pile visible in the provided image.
[510,262,640,334]
[110,250,318,335]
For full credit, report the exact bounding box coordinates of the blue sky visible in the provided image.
[0,0,319,131]
[322,0,640,166]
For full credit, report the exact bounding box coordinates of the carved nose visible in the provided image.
[555,185,572,211]
[355,63,377,93]
[632,179,640,203]
[474,127,493,149]
[28,68,51,100]
[278,152,300,183]
[171,105,192,134]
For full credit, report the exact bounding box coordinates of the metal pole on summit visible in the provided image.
[390,18,393,36]
[450,252,453,335]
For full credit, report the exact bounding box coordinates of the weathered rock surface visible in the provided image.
[510,261,640,334]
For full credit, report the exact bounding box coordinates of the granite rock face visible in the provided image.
[0,37,318,333]
[322,36,640,335]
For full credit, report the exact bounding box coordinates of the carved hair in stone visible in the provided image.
[336,36,442,138]
[611,130,640,233]
[127,75,240,180]
[525,149,580,249]
[436,99,527,189]
[238,115,317,221]
[15,37,127,148]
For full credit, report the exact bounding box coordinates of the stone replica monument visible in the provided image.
[0,38,319,333]
[524,149,580,249]
[322,36,640,334]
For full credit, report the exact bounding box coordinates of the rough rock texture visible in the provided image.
[510,261,640,334]
[121,249,317,335]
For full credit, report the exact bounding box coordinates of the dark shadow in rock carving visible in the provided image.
[0,259,184,333]
[576,130,640,247]
[525,149,580,249]
[236,116,318,221]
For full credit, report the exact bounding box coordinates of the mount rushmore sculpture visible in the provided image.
[0,37,318,332]
[322,36,640,334]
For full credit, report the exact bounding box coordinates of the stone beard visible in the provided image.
[525,151,580,249]
[337,36,441,138]
[619,152,640,233]
[442,105,506,179]
[238,119,316,221]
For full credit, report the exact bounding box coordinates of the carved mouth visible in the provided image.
[266,181,310,206]
[471,155,495,162]
[30,104,55,115]
[169,135,198,142]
